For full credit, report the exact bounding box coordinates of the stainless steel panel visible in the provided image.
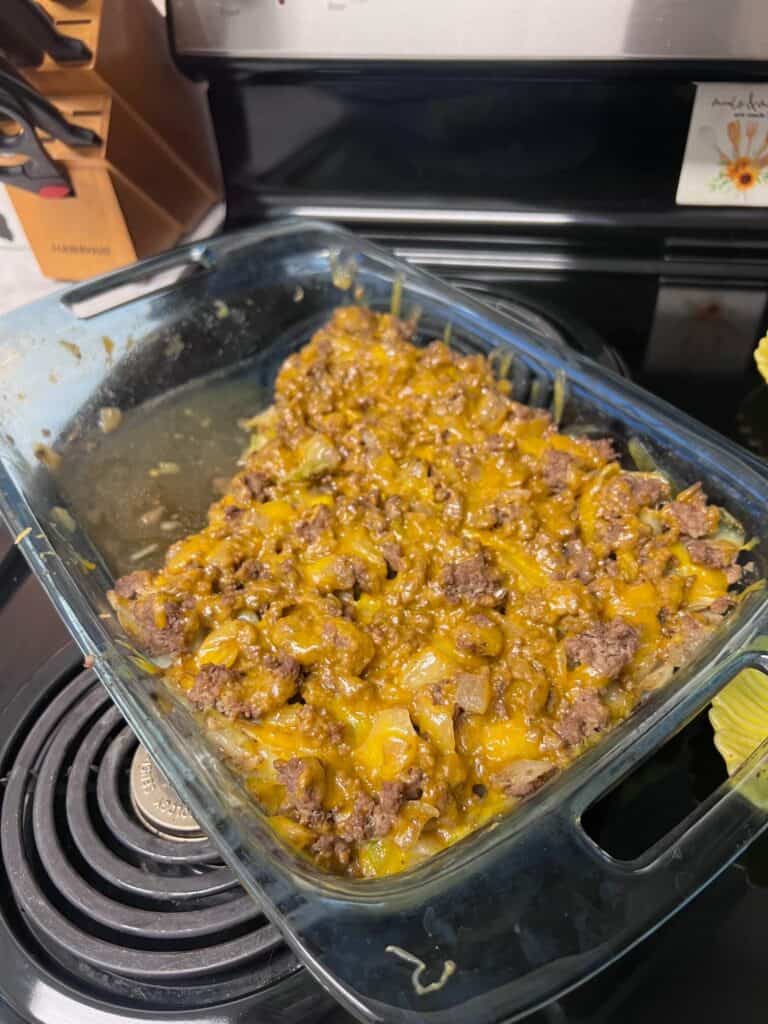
[170,0,768,61]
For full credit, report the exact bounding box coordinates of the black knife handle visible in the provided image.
[0,62,100,197]
[0,92,72,196]
[0,64,99,147]
[0,16,45,68]
[0,0,92,65]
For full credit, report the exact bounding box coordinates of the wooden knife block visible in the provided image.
[7,92,209,280]
[21,0,221,196]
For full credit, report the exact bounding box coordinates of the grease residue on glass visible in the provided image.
[59,377,264,577]
[58,340,82,361]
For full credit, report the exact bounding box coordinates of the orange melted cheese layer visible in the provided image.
[109,306,738,878]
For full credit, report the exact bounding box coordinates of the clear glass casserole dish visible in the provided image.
[1,220,768,1023]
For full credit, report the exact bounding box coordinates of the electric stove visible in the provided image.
[4,8,768,1016]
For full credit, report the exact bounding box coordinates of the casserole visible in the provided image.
[106,303,747,880]
[1,221,768,1022]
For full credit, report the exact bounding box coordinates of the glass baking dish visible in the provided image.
[2,220,768,1023]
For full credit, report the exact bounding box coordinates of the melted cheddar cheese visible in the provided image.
[109,306,741,877]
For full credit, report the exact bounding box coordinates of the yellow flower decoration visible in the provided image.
[755,334,768,385]
[725,157,762,191]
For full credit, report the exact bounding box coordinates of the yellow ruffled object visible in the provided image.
[755,334,768,385]
[710,644,768,776]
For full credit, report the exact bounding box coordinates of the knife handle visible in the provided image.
[0,63,99,148]
[0,0,91,65]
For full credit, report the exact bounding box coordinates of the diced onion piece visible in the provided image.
[359,837,410,878]
[400,646,456,692]
[455,671,491,714]
[270,814,315,849]
[51,505,76,533]
[355,708,418,781]
[390,274,403,317]
[291,433,341,481]
[411,689,455,755]
[628,436,659,473]
[34,443,62,471]
[715,507,746,548]
[197,620,255,667]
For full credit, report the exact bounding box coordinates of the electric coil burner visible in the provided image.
[0,625,334,1023]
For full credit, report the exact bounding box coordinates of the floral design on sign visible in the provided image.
[710,120,768,195]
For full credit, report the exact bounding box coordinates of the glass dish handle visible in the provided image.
[59,241,218,316]
[591,646,768,907]
[282,650,768,1024]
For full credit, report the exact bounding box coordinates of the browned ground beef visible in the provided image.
[440,550,507,607]
[491,759,556,797]
[555,689,610,746]
[295,505,331,544]
[275,756,328,829]
[189,664,242,711]
[666,484,719,538]
[601,473,670,518]
[686,539,738,570]
[541,449,574,491]
[243,470,274,502]
[564,619,640,679]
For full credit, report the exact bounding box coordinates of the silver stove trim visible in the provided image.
[169,0,768,62]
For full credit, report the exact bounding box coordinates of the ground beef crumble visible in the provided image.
[685,539,738,571]
[189,664,241,711]
[264,651,302,682]
[555,689,610,746]
[243,470,274,502]
[113,570,150,600]
[295,504,331,544]
[381,541,404,573]
[336,776,421,842]
[601,473,670,518]
[565,619,640,679]
[440,549,507,607]
[541,449,574,491]
[275,756,328,830]
[562,539,596,583]
[491,759,556,797]
[665,484,719,538]
[109,571,195,657]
